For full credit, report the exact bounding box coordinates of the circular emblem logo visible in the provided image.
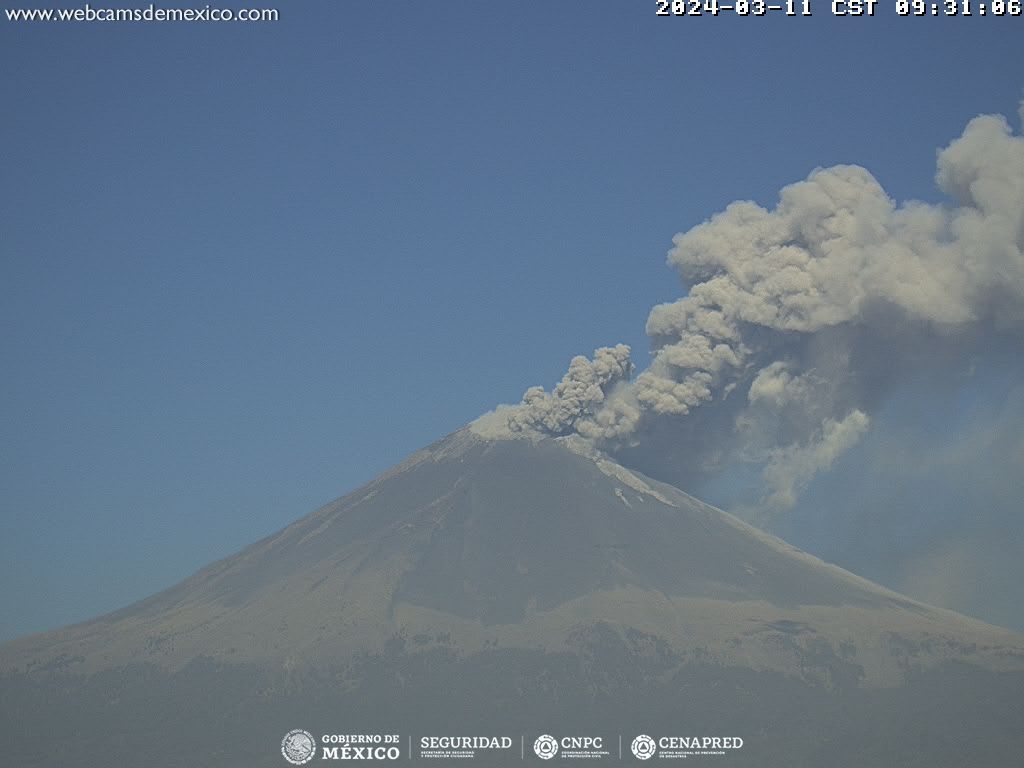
[281,729,316,765]
[534,734,559,760]
[631,734,657,760]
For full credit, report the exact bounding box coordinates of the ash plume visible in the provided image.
[476,105,1024,509]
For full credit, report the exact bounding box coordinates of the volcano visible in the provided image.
[2,428,1023,767]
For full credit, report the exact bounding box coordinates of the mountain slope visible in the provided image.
[2,428,1023,766]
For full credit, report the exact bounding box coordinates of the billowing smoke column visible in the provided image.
[503,344,634,438]
[479,106,1024,509]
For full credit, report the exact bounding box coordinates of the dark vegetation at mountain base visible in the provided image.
[3,649,1023,768]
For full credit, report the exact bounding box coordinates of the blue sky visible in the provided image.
[2,1,1022,640]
